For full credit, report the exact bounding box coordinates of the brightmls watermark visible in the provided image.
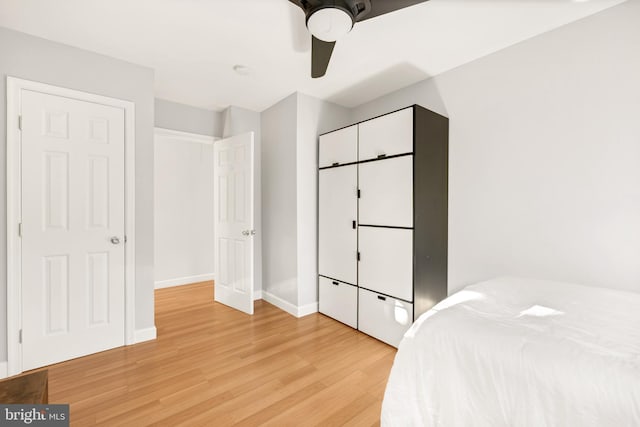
[0,405,68,426]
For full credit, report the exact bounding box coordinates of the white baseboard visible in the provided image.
[0,330,157,379]
[155,273,215,289]
[262,291,297,317]
[254,290,262,300]
[297,302,319,317]
[134,326,157,343]
[262,291,318,318]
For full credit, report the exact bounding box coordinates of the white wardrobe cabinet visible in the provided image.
[359,155,413,227]
[318,124,357,168]
[358,227,413,302]
[318,105,449,348]
[318,164,358,285]
[358,108,413,161]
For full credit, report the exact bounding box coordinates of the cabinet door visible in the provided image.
[319,165,358,284]
[358,288,413,348]
[319,125,357,168]
[358,227,413,301]
[319,277,357,328]
[359,156,413,227]
[358,108,413,161]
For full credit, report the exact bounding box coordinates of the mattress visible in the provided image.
[381,277,640,426]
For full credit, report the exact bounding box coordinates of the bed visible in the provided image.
[381,277,640,426]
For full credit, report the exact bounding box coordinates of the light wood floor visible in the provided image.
[42,281,397,426]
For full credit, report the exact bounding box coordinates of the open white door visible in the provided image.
[213,132,255,315]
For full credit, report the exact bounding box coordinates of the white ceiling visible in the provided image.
[0,0,627,112]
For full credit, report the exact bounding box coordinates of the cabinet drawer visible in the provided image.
[359,155,413,227]
[358,288,413,348]
[319,276,357,329]
[319,125,358,168]
[358,227,413,301]
[358,108,413,161]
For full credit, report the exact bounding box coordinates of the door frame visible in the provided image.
[6,77,137,377]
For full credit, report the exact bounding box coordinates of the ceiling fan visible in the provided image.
[288,0,430,78]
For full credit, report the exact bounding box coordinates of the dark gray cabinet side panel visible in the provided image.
[413,106,449,319]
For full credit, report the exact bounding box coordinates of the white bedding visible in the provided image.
[381,277,640,426]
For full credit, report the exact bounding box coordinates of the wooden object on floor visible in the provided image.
[0,369,48,404]
[44,281,396,426]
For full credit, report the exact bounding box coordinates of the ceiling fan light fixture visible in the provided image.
[306,7,354,42]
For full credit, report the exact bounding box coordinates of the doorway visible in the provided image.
[6,77,136,376]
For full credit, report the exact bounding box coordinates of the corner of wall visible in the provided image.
[262,290,318,318]
[0,361,7,379]
[134,326,157,343]
[261,93,355,313]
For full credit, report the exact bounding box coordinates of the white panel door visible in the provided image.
[359,156,413,227]
[318,125,358,168]
[21,90,125,370]
[214,132,254,315]
[358,108,413,161]
[358,227,413,301]
[319,165,358,285]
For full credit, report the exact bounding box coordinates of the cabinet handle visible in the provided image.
[332,281,339,286]
[377,154,387,159]
[377,295,387,301]
[352,220,356,229]
[332,162,339,167]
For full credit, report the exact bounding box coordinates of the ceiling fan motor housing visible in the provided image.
[302,0,372,24]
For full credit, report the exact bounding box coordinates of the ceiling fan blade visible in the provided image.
[287,0,305,8]
[288,1,311,52]
[357,0,430,22]
[311,36,336,78]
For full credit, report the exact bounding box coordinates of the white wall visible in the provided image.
[154,100,220,288]
[350,0,640,294]
[0,27,156,361]
[155,98,223,137]
[261,94,299,305]
[261,93,352,312]
[154,130,215,288]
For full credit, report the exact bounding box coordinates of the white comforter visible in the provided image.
[381,277,640,427]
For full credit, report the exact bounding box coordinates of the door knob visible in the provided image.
[110,236,121,244]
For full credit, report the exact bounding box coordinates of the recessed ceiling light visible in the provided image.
[233,65,251,76]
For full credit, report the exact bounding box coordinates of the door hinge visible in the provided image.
[18,223,22,237]
[18,329,22,344]
[357,189,361,198]
[18,115,22,131]
[124,235,127,243]
[357,252,361,261]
